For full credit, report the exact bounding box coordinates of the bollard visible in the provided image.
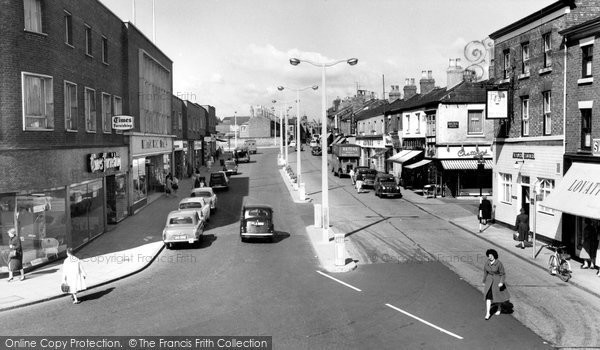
[299,183,305,201]
[293,182,298,190]
[314,204,322,228]
[334,233,346,266]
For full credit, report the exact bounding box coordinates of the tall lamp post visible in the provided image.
[290,57,358,240]
[277,85,318,194]
[234,111,238,150]
[272,100,295,166]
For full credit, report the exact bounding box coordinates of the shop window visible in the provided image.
[106,174,128,224]
[581,108,592,150]
[542,91,551,135]
[22,73,54,130]
[538,178,555,214]
[500,173,512,203]
[543,33,552,68]
[64,81,77,131]
[467,110,483,135]
[24,0,43,33]
[521,97,529,136]
[69,180,104,248]
[132,157,147,203]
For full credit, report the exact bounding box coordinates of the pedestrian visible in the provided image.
[61,248,87,304]
[349,168,355,185]
[355,174,364,193]
[514,208,529,249]
[580,219,595,269]
[482,249,510,320]
[172,175,179,195]
[165,174,173,197]
[193,169,201,188]
[478,195,492,233]
[6,228,25,282]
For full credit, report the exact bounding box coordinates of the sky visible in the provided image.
[99,0,556,121]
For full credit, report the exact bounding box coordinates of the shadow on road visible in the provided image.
[81,287,115,302]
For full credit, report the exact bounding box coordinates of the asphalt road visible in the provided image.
[0,147,552,349]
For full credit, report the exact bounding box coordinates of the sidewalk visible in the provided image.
[0,167,210,312]
[401,188,600,299]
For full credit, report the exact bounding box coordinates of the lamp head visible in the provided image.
[277,86,285,91]
[289,58,301,66]
[347,58,359,66]
[311,85,319,90]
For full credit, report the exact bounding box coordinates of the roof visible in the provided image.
[221,116,251,125]
[560,14,600,38]
[355,101,390,121]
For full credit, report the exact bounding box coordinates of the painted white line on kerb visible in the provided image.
[385,303,464,340]
[316,271,362,292]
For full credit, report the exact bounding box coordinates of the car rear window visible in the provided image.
[211,173,224,179]
[169,216,194,225]
[194,191,210,197]
[244,208,270,219]
[179,202,202,209]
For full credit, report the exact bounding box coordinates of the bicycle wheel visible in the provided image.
[548,256,557,275]
[558,261,571,282]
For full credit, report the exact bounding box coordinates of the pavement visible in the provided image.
[2,152,600,314]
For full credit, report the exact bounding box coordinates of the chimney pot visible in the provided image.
[410,78,415,85]
[449,58,455,67]
[456,58,462,67]
[421,70,427,79]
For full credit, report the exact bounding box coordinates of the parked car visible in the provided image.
[240,204,275,242]
[311,146,322,156]
[178,197,210,223]
[356,168,378,188]
[209,172,229,190]
[289,140,296,148]
[223,160,238,175]
[351,166,370,183]
[190,187,217,213]
[309,140,319,148]
[244,139,258,154]
[162,209,204,249]
[235,148,250,163]
[374,173,402,198]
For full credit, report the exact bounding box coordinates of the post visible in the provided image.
[321,64,329,241]
[296,89,302,188]
[284,109,289,165]
[532,190,537,259]
[279,108,283,163]
[234,111,238,150]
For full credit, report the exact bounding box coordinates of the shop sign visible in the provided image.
[457,148,489,158]
[486,89,508,119]
[141,138,169,150]
[447,121,459,128]
[194,141,203,149]
[112,115,134,130]
[567,179,600,196]
[436,145,492,159]
[593,139,600,156]
[174,140,184,150]
[88,152,121,173]
[513,152,535,160]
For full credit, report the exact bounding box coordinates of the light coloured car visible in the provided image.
[289,140,297,147]
[190,187,217,213]
[162,209,204,249]
[309,140,318,148]
[178,197,210,223]
[223,160,238,175]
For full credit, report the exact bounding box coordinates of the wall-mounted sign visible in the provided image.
[594,138,600,156]
[112,115,134,130]
[447,121,459,128]
[88,152,121,173]
[486,89,508,119]
[513,152,535,159]
[436,145,492,159]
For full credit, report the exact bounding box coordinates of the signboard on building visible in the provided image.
[88,152,122,173]
[436,145,492,159]
[593,138,600,156]
[112,115,134,130]
[194,141,203,150]
[447,121,459,128]
[486,89,508,119]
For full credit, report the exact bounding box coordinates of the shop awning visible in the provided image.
[440,159,493,170]
[386,150,422,163]
[332,135,346,145]
[370,149,388,159]
[404,159,432,169]
[543,163,600,218]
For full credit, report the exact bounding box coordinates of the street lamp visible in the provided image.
[290,56,358,240]
[272,100,295,166]
[234,111,238,150]
[277,85,318,196]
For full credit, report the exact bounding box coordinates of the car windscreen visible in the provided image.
[210,173,223,179]
[179,202,203,209]
[193,191,211,197]
[244,208,271,219]
[169,216,194,225]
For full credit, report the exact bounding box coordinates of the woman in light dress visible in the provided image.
[62,248,87,304]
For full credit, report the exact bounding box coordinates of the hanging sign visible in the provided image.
[112,115,134,130]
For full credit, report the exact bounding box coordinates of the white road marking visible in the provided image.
[385,303,464,340]
[316,271,362,292]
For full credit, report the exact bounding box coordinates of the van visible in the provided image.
[244,139,257,154]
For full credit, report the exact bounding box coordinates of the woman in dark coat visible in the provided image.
[7,228,25,282]
[483,249,509,320]
[515,208,529,249]
[478,196,492,232]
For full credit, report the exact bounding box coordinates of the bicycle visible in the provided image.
[546,245,572,282]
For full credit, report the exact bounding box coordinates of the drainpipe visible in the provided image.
[563,37,567,158]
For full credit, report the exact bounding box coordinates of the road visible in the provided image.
[0,148,552,349]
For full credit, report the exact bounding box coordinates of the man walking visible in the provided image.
[479,195,492,233]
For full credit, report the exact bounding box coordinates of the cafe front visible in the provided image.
[433,145,493,197]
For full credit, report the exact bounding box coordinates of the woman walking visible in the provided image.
[61,248,87,304]
[514,208,529,249]
[482,249,510,320]
[6,228,25,282]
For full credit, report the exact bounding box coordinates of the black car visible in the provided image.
[208,172,228,190]
[311,146,322,156]
[355,168,378,188]
[240,204,275,242]
[374,173,402,198]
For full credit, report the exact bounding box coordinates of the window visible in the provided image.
[64,81,77,131]
[405,114,410,133]
[64,11,72,45]
[543,91,551,135]
[538,178,555,214]
[24,0,42,33]
[84,88,96,132]
[521,42,530,74]
[22,73,54,130]
[102,93,111,133]
[113,96,122,134]
[467,110,483,135]
[101,36,108,64]
[521,97,529,136]
[85,25,92,56]
[582,45,593,78]
[503,50,511,79]
[416,113,420,133]
[500,173,512,203]
[543,33,552,68]
[581,108,592,150]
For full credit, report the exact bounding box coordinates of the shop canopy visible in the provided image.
[543,162,600,219]
[440,159,493,170]
[386,150,421,163]
[369,148,388,159]
[331,135,346,145]
[404,159,432,169]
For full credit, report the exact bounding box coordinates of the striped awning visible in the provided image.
[440,159,493,170]
[404,159,432,169]
[370,149,388,159]
[386,150,422,163]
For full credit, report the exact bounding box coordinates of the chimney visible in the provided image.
[420,70,435,94]
[333,97,341,111]
[403,78,417,99]
[447,57,464,89]
[389,85,402,102]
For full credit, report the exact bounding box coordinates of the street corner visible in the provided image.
[322,259,358,273]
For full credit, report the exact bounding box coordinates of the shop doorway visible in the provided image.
[521,185,530,215]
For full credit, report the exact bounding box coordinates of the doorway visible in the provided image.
[521,185,530,215]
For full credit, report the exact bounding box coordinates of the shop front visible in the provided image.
[129,134,174,214]
[192,140,203,170]
[173,140,189,179]
[434,145,493,197]
[355,135,391,172]
[543,161,600,258]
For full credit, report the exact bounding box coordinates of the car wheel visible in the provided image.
[269,236,275,243]
[241,236,246,243]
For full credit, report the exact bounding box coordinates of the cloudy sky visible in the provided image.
[99,0,555,121]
